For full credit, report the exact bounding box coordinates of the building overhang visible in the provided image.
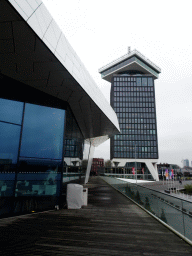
[111,158,159,181]
[99,50,161,82]
[0,0,120,146]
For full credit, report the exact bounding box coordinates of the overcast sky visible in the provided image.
[43,0,192,167]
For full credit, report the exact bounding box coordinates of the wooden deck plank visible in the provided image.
[0,177,191,255]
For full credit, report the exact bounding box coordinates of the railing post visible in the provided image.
[181,200,186,237]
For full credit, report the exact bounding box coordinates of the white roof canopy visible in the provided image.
[0,0,120,145]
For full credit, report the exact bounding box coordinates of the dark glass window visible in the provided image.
[142,78,147,86]
[111,75,158,160]
[0,122,21,164]
[148,78,153,86]
[0,98,24,125]
[20,104,65,160]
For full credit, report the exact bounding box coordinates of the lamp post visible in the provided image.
[113,161,120,178]
[135,143,137,184]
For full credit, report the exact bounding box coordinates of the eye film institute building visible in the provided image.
[0,0,120,217]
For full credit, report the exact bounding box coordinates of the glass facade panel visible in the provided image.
[142,78,147,86]
[148,77,153,86]
[20,104,65,160]
[0,98,24,125]
[16,172,61,197]
[111,75,158,159]
[0,122,21,164]
[0,173,15,197]
[0,89,84,216]
[63,108,84,159]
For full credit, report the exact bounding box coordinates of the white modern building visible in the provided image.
[0,0,120,216]
[183,159,189,167]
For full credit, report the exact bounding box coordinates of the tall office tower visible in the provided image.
[99,50,161,180]
[183,159,189,167]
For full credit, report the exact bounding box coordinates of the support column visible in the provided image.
[84,143,95,184]
[145,161,159,181]
[111,158,159,181]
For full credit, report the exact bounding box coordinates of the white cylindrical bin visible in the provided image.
[67,184,83,209]
[83,188,88,206]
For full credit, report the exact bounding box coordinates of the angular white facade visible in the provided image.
[1,0,120,145]
[0,0,121,188]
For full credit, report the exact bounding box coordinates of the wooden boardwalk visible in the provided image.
[0,176,192,255]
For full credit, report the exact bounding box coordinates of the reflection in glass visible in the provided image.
[64,108,84,160]
[20,104,65,159]
[0,173,15,197]
[16,172,61,196]
[0,98,23,125]
[0,122,21,164]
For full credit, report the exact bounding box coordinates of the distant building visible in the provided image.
[99,49,161,181]
[157,163,181,178]
[181,166,192,177]
[91,158,104,175]
[157,163,180,171]
[183,159,189,167]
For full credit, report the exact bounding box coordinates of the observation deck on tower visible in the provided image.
[99,49,161,82]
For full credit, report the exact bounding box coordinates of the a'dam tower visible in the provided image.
[99,49,161,181]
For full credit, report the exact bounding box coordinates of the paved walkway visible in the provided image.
[0,177,192,255]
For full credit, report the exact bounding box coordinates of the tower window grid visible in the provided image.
[111,76,158,159]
